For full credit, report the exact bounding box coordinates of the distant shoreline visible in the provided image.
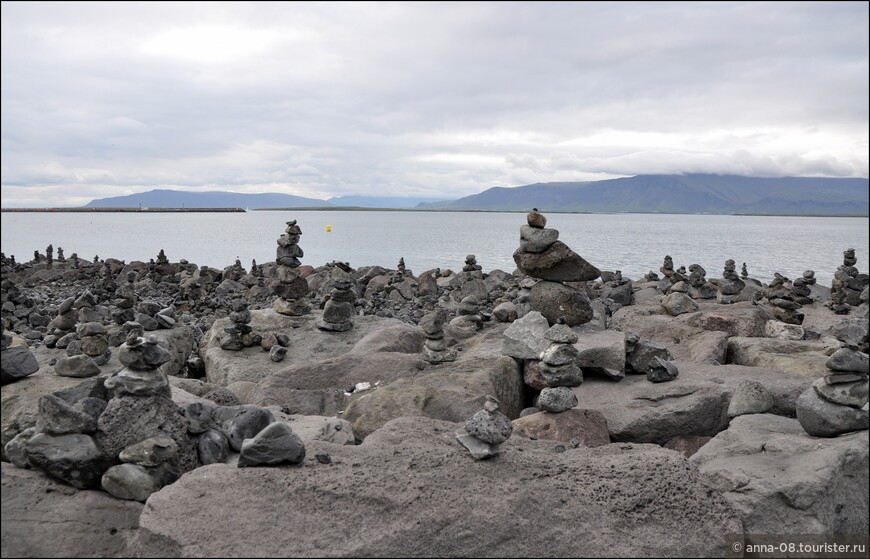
[0,207,245,213]
[1,206,867,218]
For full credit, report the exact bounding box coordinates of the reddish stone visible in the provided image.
[512,408,610,447]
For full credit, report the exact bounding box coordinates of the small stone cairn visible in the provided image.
[45,244,54,267]
[462,254,483,278]
[796,345,869,437]
[741,262,749,279]
[538,323,583,387]
[716,259,746,304]
[390,257,407,285]
[56,247,65,264]
[221,298,259,350]
[687,263,716,299]
[765,273,804,325]
[271,220,310,316]
[456,396,513,460]
[512,209,600,326]
[831,248,867,312]
[316,277,355,332]
[420,308,456,363]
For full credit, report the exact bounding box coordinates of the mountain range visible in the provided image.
[417,174,869,216]
[82,174,869,216]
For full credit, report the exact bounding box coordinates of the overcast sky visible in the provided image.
[1,1,867,207]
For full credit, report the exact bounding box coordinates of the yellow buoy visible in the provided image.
[326,224,332,232]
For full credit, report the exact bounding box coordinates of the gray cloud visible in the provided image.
[1,1,867,206]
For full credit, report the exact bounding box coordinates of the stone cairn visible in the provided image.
[716,259,745,304]
[71,253,79,269]
[462,254,483,276]
[831,248,867,312]
[796,345,869,438]
[56,247,65,264]
[538,323,583,387]
[97,326,200,500]
[687,264,716,299]
[270,220,310,316]
[225,258,246,282]
[45,244,54,267]
[513,209,600,326]
[420,308,456,363]
[316,277,355,332]
[456,396,513,460]
[765,273,803,325]
[112,271,138,325]
[390,257,407,285]
[222,298,259,350]
[741,262,749,279]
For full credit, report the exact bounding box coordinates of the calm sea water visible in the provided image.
[1,211,868,285]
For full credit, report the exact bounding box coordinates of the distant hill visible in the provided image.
[327,195,448,208]
[85,189,330,209]
[417,174,870,216]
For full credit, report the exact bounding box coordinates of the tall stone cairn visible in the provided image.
[270,220,310,316]
[716,259,746,304]
[420,308,456,363]
[831,248,867,312]
[316,277,355,332]
[512,209,600,326]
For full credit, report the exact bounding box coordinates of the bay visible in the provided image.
[1,210,867,286]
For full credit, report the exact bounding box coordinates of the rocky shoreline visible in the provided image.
[1,212,868,557]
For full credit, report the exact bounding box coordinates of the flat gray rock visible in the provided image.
[813,377,868,409]
[825,347,869,374]
[513,241,600,282]
[136,417,741,557]
[690,414,868,534]
[1,462,143,558]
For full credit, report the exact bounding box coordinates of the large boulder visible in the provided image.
[1,463,143,558]
[1,346,40,385]
[135,417,741,557]
[612,312,729,364]
[529,281,594,326]
[690,414,868,534]
[343,325,524,439]
[572,362,811,444]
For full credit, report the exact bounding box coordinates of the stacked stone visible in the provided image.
[602,270,633,306]
[831,248,867,312]
[463,254,481,272]
[390,257,407,285]
[643,270,660,282]
[513,210,600,326]
[789,275,814,305]
[456,396,513,460]
[538,323,583,387]
[251,259,263,278]
[97,327,199,500]
[77,321,111,366]
[221,298,258,350]
[316,278,355,332]
[660,255,675,280]
[450,295,483,331]
[135,300,176,331]
[47,295,79,344]
[796,346,869,437]
[716,259,746,304]
[33,250,41,263]
[420,308,456,363]
[765,273,804,325]
[687,264,716,299]
[112,271,138,325]
[56,247,65,264]
[741,263,748,279]
[46,244,54,267]
[71,253,80,269]
[225,259,246,282]
[156,249,169,266]
[271,220,310,316]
